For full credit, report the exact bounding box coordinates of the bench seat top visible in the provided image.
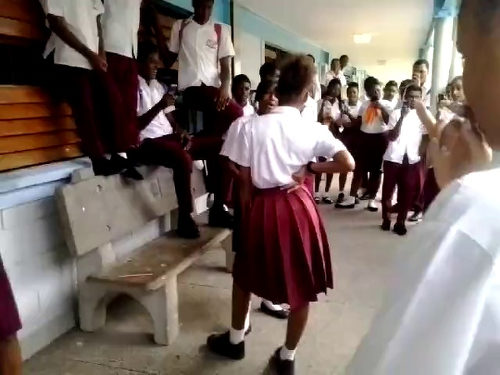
[88,226,230,291]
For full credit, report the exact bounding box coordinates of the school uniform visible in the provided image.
[225,106,347,310]
[348,152,500,375]
[381,109,427,224]
[301,95,319,124]
[135,76,224,214]
[101,0,141,148]
[339,101,362,155]
[169,17,243,136]
[0,256,21,340]
[324,70,347,87]
[40,0,129,157]
[242,102,255,117]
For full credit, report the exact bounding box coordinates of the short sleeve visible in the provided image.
[43,0,64,16]
[220,117,251,167]
[168,19,182,54]
[388,109,401,129]
[311,122,346,157]
[218,24,235,59]
[358,101,369,118]
[93,0,104,15]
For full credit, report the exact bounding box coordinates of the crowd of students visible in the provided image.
[1,0,498,374]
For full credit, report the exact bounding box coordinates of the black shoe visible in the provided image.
[91,157,122,177]
[322,197,334,205]
[176,216,200,239]
[121,167,144,181]
[336,192,345,204]
[393,223,408,236]
[360,192,371,201]
[209,207,234,229]
[111,154,144,181]
[381,220,391,231]
[207,332,245,360]
[408,211,423,222]
[270,348,295,375]
[260,301,289,320]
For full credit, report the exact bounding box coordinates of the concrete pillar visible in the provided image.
[430,16,455,113]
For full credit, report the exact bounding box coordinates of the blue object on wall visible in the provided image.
[163,0,230,24]
[434,0,460,18]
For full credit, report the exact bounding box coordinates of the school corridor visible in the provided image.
[23,189,407,375]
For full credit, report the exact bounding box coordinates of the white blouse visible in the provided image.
[359,99,393,134]
[222,106,346,189]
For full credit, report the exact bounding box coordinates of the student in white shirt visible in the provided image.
[325,58,347,87]
[347,1,498,373]
[158,0,243,137]
[383,80,399,110]
[412,59,431,108]
[337,77,392,211]
[208,55,354,373]
[40,0,140,178]
[231,74,255,117]
[133,43,231,238]
[381,84,431,236]
[340,54,354,84]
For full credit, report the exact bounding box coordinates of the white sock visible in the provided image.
[118,152,127,159]
[229,327,245,345]
[244,305,251,332]
[280,345,296,361]
[263,299,284,312]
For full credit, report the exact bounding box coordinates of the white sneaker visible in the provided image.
[336,195,356,208]
[367,199,378,212]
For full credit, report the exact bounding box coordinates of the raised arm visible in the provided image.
[414,100,438,138]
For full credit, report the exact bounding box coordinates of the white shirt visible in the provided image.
[169,18,235,91]
[318,99,342,122]
[301,95,319,123]
[137,77,173,141]
[224,106,346,189]
[41,0,104,70]
[324,70,347,87]
[102,0,140,58]
[347,152,500,375]
[343,66,355,83]
[384,109,427,165]
[243,102,255,117]
[221,114,255,164]
[359,100,393,134]
[347,101,363,118]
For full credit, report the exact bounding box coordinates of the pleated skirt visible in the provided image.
[0,258,22,339]
[233,185,333,310]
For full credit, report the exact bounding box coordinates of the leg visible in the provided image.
[315,173,322,194]
[381,161,398,223]
[0,336,22,375]
[350,168,363,197]
[285,303,310,350]
[397,162,420,225]
[325,173,334,193]
[423,168,440,211]
[231,282,252,331]
[339,173,347,192]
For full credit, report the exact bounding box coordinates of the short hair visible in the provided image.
[255,80,276,102]
[259,62,278,80]
[413,59,430,70]
[276,55,315,102]
[340,55,349,60]
[347,82,359,90]
[232,74,251,89]
[327,78,342,90]
[364,76,380,92]
[385,80,398,89]
[404,84,423,96]
[137,41,158,63]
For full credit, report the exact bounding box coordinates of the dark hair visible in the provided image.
[450,76,463,85]
[327,78,342,103]
[232,74,251,90]
[364,76,380,92]
[259,61,278,80]
[385,80,398,89]
[331,58,340,65]
[347,82,359,90]
[404,84,423,96]
[340,55,348,60]
[306,54,316,63]
[137,41,158,63]
[193,0,214,6]
[276,55,315,103]
[413,59,430,70]
[255,80,276,102]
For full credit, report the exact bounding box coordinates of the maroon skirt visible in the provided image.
[0,258,21,339]
[233,185,333,310]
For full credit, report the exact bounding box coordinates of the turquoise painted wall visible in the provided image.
[163,0,230,24]
[234,5,330,66]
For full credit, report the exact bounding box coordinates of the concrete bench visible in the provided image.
[56,167,233,345]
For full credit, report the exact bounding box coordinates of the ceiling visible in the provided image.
[234,0,434,82]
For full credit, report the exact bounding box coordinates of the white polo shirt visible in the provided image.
[243,102,255,117]
[41,0,104,70]
[301,95,319,124]
[137,77,173,141]
[102,0,140,58]
[225,106,346,189]
[359,99,393,134]
[169,17,235,91]
[384,109,427,165]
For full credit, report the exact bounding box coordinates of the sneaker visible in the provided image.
[393,223,408,236]
[408,211,423,222]
[336,192,345,204]
[381,219,391,231]
[260,301,289,320]
[207,331,245,360]
[366,199,379,212]
[208,206,234,229]
[336,195,356,209]
[176,215,200,239]
[322,197,334,205]
[270,348,295,375]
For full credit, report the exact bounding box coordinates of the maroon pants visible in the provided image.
[181,85,243,136]
[423,167,440,211]
[412,155,428,213]
[137,134,224,214]
[0,258,21,339]
[382,159,420,224]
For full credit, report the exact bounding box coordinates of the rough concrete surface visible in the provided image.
[25,185,414,375]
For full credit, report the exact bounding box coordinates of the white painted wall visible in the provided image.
[233,28,264,88]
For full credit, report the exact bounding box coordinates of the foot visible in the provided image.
[314,196,321,204]
[366,199,378,212]
[176,215,200,239]
[260,301,290,320]
[208,206,234,229]
[336,195,356,209]
[270,348,295,375]
[322,196,334,205]
[393,223,408,236]
[359,192,371,201]
[336,192,345,204]
[381,219,391,231]
[111,154,144,181]
[121,167,144,181]
[206,332,245,360]
[408,211,423,222]
[91,157,122,177]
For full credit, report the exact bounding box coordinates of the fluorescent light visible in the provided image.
[353,33,372,44]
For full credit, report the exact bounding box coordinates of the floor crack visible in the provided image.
[70,358,159,375]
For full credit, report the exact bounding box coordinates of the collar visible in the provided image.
[271,106,301,116]
[188,16,214,27]
[138,76,158,88]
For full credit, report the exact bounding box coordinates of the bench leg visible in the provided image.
[79,284,110,332]
[221,235,234,273]
[139,278,179,345]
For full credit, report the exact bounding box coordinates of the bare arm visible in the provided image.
[388,113,405,142]
[415,100,438,138]
[309,150,355,174]
[97,15,105,58]
[137,101,167,131]
[215,56,232,111]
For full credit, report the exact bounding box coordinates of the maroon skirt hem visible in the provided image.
[0,260,22,339]
[233,185,333,310]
